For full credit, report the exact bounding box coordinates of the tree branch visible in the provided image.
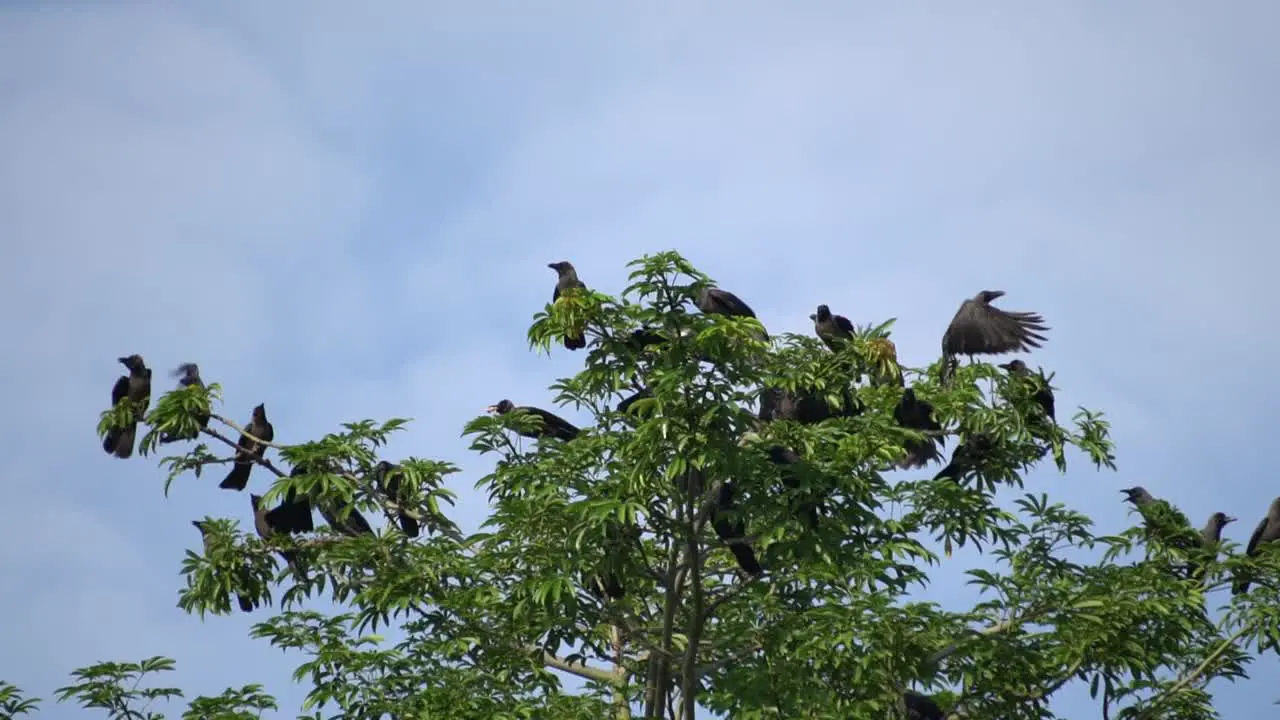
[1138,624,1251,718]
[526,645,619,685]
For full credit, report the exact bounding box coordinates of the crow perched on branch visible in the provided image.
[251,493,303,576]
[159,363,208,444]
[487,399,581,442]
[758,385,860,426]
[191,520,256,613]
[903,690,946,720]
[696,286,768,340]
[1000,359,1056,422]
[932,433,996,484]
[1188,511,1236,583]
[548,261,587,350]
[219,404,273,491]
[894,388,944,470]
[711,480,763,576]
[1233,497,1280,596]
[767,446,820,528]
[372,460,419,538]
[1121,486,1199,557]
[102,354,151,459]
[264,463,316,534]
[810,304,854,351]
[941,290,1049,381]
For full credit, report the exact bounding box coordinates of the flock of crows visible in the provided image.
[97,260,1275,718]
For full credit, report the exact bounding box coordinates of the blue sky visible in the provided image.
[1,2,1278,717]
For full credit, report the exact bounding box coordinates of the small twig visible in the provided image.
[200,427,286,478]
[211,413,289,450]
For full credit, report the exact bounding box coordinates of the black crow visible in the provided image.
[549,261,587,350]
[159,363,209,444]
[810,304,854,351]
[220,404,273,491]
[102,354,152,459]
[487,399,581,442]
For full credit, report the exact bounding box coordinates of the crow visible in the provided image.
[264,463,316,534]
[903,690,946,720]
[1121,486,1198,555]
[696,286,768,340]
[250,493,303,576]
[758,385,860,426]
[191,520,256,613]
[767,446,820,528]
[1188,511,1236,583]
[711,480,763,576]
[1000,359,1056,422]
[219,404,273,491]
[941,290,1049,381]
[810,304,854,351]
[1233,497,1280,596]
[549,261,587,350]
[372,460,419,538]
[159,363,209,444]
[894,388,944,470]
[616,387,653,417]
[319,500,374,537]
[932,433,997,484]
[584,521,636,601]
[102,354,152,459]
[487,399,581,441]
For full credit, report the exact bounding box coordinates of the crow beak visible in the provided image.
[998,361,1014,370]
[989,290,1006,300]
[808,314,817,321]
[191,520,203,529]
[485,405,498,413]
[1225,516,1238,524]
[546,263,558,270]
[117,356,130,365]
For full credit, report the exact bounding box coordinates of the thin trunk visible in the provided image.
[645,535,683,718]
[611,624,631,720]
[680,518,705,720]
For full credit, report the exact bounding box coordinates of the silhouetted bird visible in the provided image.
[1000,359,1056,422]
[191,520,256,613]
[220,404,273,491]
[696,286,768,340]
[548,261,587,350]
[758,385,860,426]
[264,463,316,534]
[1233,497,1280,596]
[319,500,374,537]
[932,433,996,484]
[767,446,820,528]
[584,521,635,600]
[1120,486,1157,508]
[159,363,209,444]
[251,493,303,576]
[487,399,581,441]
[903,690,946,720]
[810,304,854,351]
[1121,486,1198,556]
[102,354,152,459]
[1188,511,1236,583]
[711,480,763,576]
[617,387,652,416]
[941,290,1049,381]
[373,460,419,538]
[894,388,944,470]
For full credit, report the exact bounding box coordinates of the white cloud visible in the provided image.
[2,1,1278,716]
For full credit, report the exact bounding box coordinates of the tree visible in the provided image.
[10,250,1280,719]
